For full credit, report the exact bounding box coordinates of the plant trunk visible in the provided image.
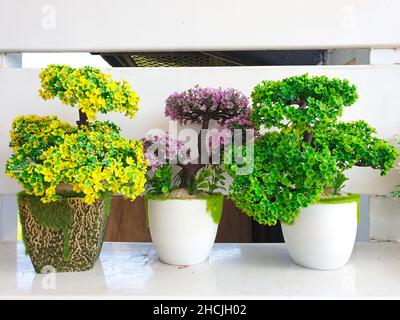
[179,114,210,189]
[303,131,314,144]
[180,164,204,188]
[198,115,210,163]
[77,109,88,127]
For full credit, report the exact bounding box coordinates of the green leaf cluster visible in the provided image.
[146,165,177,196]
[187,166,227,195]
[251,74,358,131]
[226,132,336,225]
[207,166,227,194]
[146,165,227,196]
[187,167,211,195]
[314,120,397,175]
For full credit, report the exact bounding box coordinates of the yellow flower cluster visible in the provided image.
[9,115,73,155]
[32,124,148,203]
[6,117,147,204]
[6,115,73,197]
[7,65,146,204]
[39,65,140,121]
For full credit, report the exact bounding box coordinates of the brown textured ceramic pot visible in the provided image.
[18,193,109,273]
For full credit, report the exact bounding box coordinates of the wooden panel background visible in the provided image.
[104,196,151,242]
[105,196,254,243]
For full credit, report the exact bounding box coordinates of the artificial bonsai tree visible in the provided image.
[143,86,252,199]
[6,65,147,272]
[142,86,253,265]
[225,74,397,226]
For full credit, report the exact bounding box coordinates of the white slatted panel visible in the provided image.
[370,196,400,241]
[1,0,400,52]
[1,65,400,195]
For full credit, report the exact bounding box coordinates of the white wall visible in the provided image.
[1,0,400,52]
[22,53,110,68]
[370,196,400,241]
[1,65,400,195]
[0,195,17,240]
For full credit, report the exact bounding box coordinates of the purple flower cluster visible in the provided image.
[208,128,232,150]
[142,133,187,170]
[143,87,254,172]
[165,86,252,128]
[223,108,253,129]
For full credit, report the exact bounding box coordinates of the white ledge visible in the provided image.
[1,241,400,299]
[2,0,400,51]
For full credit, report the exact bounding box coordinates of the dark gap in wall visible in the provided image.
[95,50,327,67]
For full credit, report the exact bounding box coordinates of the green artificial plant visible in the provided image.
[225,74,397,226]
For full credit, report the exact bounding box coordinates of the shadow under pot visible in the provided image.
[18,192,110,273]
[281,194,360,270]
[145,194,223,266]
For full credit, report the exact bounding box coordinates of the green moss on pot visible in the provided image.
[317,193,360,223]
[24,195,72,261]
[205,194,224,224]
[144,193,224,224]
[17,191,111,262]
[102,192,112,218]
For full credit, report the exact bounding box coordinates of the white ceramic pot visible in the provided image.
[147,196,222,265]
[281,196,359,270]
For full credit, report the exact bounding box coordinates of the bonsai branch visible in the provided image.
[178,114,211,188]
[291,100,307,109]
[77,109,88,127]
[178,163,204,188]
[303,131,314,144]
[354,161,369,167]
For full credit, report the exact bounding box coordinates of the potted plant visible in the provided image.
[225,74,397,270]
[6,65,147,273]
[143,86,252,265]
